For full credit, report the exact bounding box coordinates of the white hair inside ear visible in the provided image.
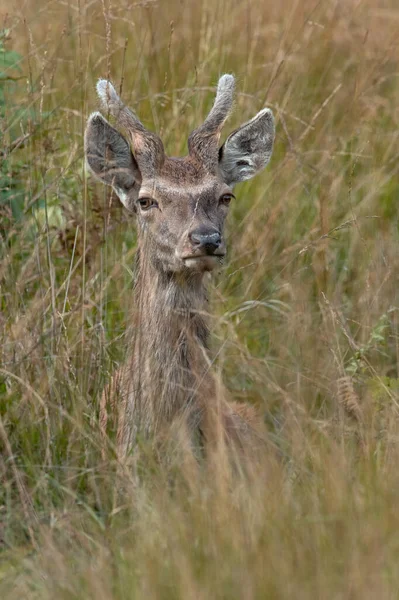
[219,108,275,186]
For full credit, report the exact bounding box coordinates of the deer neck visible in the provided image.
[135,258,209,350]
[129,251,211,430]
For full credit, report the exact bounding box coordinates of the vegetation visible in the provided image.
[0,0,399,597]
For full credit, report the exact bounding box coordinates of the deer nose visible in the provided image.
[189,227,222,255]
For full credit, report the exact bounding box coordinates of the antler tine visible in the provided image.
[201,74,236,134]
[188,74,235,169]
[96,79,164,175]
[97,80,146,134]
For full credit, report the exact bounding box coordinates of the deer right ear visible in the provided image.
[84,112,141,211]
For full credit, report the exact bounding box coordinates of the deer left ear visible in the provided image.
[219,108,275,186]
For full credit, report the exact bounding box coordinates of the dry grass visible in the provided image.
[1,0,399,597]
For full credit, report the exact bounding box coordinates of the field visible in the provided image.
[1,0,399,597]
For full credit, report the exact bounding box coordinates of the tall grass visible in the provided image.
[1,0,399,597]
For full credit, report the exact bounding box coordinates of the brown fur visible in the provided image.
[85,75,275,459]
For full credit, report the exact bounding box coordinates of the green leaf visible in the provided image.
[0,49,22,71]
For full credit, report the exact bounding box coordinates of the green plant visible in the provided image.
[345,313,391,377]
[0,29,25,221]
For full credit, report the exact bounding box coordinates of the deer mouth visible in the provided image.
[182,254,225,271]
[182,253,225,260]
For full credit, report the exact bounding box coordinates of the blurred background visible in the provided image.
[1,0,399,597]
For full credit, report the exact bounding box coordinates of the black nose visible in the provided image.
[189,227,222,255]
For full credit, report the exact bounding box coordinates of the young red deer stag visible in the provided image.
[84,74,275,457]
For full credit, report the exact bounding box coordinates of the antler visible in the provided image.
[96,80,164,177]
[188,74,235,172]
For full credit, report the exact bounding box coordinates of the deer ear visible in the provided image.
[219,108,275,186]
[84,112,141,211]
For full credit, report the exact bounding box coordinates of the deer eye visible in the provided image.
[138,197,158,211]
[219,193,234,207]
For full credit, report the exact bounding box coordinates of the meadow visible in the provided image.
[1,0,399,597]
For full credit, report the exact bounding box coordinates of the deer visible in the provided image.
[84,74,275,460]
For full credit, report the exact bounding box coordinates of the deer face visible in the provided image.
[85,75,274,274]
[134,158,235,273]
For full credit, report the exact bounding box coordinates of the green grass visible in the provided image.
[1,0,399,597]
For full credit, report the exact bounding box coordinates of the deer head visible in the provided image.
[84,75,274,274]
